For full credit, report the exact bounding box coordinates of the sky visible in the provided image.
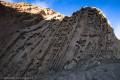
[1,0,120,39]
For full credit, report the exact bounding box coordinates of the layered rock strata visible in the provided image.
[0,1,120,79]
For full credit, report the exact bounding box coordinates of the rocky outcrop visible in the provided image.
[0,1,120,79]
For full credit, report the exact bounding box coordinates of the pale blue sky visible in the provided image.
[3,0,120,39]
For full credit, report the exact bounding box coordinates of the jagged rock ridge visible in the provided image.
[0,1,120,79]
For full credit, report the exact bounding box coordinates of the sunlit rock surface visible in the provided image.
[0,1,120,80]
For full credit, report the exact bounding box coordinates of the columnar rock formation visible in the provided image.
[0,1,120,79]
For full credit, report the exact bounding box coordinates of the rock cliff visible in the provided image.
[0,1,120,80]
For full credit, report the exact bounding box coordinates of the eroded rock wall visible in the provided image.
[0,1,119,78]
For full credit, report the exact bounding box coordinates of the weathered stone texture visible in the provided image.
[0,1,120,79]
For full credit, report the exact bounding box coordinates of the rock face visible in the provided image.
[0,1,120,79]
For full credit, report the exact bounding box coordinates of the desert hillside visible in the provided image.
[0,1,120,80]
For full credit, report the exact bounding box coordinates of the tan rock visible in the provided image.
[0,2,120,79]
